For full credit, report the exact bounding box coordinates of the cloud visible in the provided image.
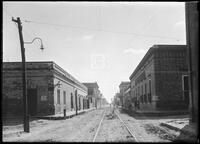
[175,21,185,27]
[82,35,94,40]
[123,48,146,54]
[66,37,72,41]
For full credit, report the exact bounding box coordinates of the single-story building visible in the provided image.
[3,61,88,116]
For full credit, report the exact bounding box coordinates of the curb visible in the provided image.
[36,108,96,120]
[160,123,196,137]
[160,123,181,131]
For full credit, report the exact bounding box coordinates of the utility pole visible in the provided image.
[12,17,29,132]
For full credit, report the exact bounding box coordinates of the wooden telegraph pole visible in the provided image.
[12,17,29,132]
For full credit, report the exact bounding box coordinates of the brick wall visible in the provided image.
[3,62,55,116]
[154,47,189,110]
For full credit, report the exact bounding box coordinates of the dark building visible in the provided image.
[129,45,189,112]
[3,61,88,116]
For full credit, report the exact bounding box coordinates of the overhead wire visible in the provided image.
[23,22,49,48]
[23,19,184,41]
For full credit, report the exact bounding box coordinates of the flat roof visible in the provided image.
[129,44,187,80]
[82,82,99,88]
[3,61,87,91]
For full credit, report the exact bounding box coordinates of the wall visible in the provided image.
[53,76,75,114]
[154,47,188,110]
[130,54,157,111]
[53,76,88,114]
[3,62,55,116]
[186,2,199,124]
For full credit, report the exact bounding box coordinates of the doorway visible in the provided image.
[27,89,38,116]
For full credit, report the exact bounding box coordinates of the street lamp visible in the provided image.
[24,37,44,51]
[23,37,44,132]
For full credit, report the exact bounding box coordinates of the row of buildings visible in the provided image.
[114,3,198,130]
[2,61,107,116]
[114,45,189,112]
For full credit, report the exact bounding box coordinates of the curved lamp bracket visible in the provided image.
[24,37,44,51]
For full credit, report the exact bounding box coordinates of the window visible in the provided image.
[71,93,73,109]
[79,96,81,110]
[141,85,143,103]
[136,88,137,98]
[41,95,47,101]
[57,89,60,104]
[88,89,94,95]
[138,86,140,97]
[182,75,189,91]
[145,83,147,103]
[63,91,66,104]
[149,79,152,103]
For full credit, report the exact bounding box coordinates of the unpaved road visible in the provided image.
[94,108,136,142]
[3,108,106,142]
[3,107,194,142]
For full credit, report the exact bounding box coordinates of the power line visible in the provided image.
[23,19,184,41]
[23,22,49,48]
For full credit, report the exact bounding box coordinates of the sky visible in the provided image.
[3,2,186,103]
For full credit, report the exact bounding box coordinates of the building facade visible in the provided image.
[129,45,189,112]
[119,82,130,108]
[3,61,88,116]
[113,93,121,106]
[123,86,132,110]
[82,82,101,109]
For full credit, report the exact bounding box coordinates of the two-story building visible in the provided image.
[82,82,101,109]
[129,45,189,112]
[119,81,130,108]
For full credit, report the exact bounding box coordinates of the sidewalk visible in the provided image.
[36,107,96,120]
[134,110,189,116]
[160,119,197,141]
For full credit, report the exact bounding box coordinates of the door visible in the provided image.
[27,89,38,116]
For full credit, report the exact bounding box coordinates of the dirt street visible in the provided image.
[3,108,105,142]
[3,107,193,142]
[94,108,136,142]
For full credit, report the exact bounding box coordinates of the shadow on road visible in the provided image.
[119,109,189,120]
[3,116,39,126]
